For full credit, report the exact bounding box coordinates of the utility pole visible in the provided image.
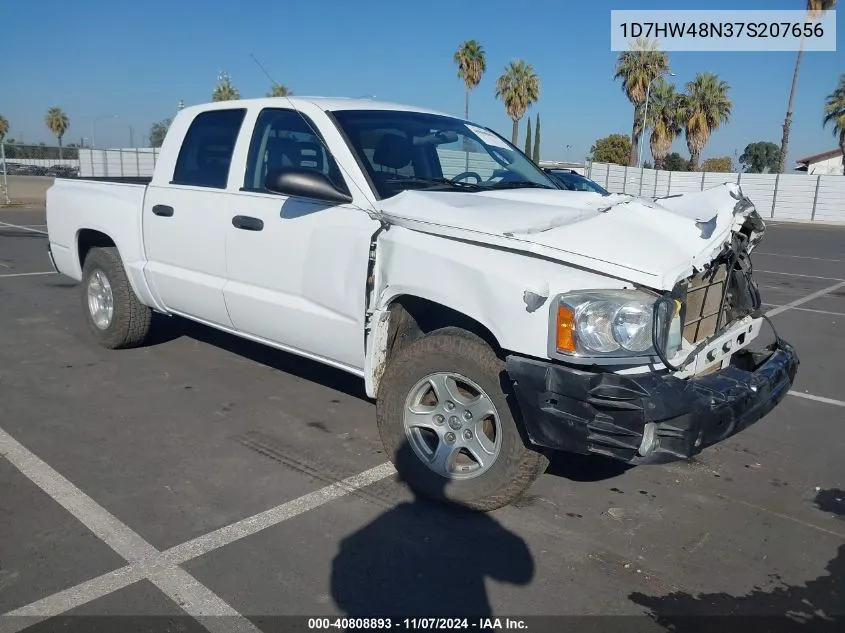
[129,125,135,148]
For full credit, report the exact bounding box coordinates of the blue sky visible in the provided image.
[3,0,842,168]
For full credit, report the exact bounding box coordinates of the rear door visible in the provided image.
[142,107,246,327]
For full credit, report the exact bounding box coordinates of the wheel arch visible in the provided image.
[77,228,117,270]
[75,227,163,313]
[364,292,505,399]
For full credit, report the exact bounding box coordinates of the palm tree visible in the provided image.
[495,60,540,146]
[0,115,8,142]
[267,83,293,98]
[823,74,845,173]
[212,71,241,102]
[453,40,486,120]
[44,107,69,159]
[647,80,682,170]
[776,0,837,173]
[614,37,670,166]
[680,72,732,171]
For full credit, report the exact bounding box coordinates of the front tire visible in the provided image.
[376,327,549,511]
[80,246,152,349]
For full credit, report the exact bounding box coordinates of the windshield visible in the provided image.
[331,109,558,199]
[547,170,609,195]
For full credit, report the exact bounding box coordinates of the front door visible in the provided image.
[143,107,247,327]
[222,107,380,372]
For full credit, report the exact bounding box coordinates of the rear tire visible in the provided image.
[80,246,152,349]
[376,327,549,511]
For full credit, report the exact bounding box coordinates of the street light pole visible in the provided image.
[637,72,674,168]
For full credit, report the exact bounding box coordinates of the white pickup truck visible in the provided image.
[46,97,798,511]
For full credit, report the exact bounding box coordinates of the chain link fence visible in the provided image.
[2,142,843,223]
[0,143,165,203]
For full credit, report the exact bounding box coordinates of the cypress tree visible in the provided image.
[524,118,532,157]
[532,113,541,163]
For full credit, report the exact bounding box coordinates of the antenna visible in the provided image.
[250,53,278,86]
[248,53,379,217]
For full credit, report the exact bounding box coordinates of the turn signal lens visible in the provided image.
[556,304,576,353]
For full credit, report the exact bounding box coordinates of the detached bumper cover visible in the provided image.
[505,340,799,464]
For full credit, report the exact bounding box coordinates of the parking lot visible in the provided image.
[1,206,843,632]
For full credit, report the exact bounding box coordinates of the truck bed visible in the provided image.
[46,177,149,287]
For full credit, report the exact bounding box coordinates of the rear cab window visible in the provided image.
[171,109,246,188]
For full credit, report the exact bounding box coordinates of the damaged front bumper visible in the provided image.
[505,338,799,464]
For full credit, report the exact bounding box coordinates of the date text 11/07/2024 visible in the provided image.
[307,618,528,630]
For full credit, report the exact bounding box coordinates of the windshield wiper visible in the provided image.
[385,177,483,191]
[487,181,555,190]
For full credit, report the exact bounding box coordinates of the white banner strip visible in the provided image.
[610,10,837,52]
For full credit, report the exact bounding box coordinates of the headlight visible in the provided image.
[552,290,683,361]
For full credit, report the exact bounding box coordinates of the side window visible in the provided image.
[172,109,246,188]
[243,108,347,193]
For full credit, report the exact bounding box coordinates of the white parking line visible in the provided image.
[0,271,56,278]
[765,281,845,317]
[757,269,844,282]
[0,424,396,632]
[762,303,845,317]
[788,391,845,407]
[0,427,255,633]
[755,252,844,263]
[0,221,47,235]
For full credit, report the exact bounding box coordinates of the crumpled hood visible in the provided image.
[377,183,763,289]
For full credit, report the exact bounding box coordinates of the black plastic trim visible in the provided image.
[323,109,381,201]
[505,337,799,464]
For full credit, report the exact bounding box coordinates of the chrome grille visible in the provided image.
[682,264,731,344]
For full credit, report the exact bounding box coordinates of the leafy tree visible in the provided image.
[777,0,838,173]
[453,40,486,120]
[739,141,779,173]
[701,156,733,172]
[149,118,172,148]
[267,83,293,98]
[0,115,8,142]
[495,59,540,145]
[643,161,654,169]
[532,113,541,163]
[44,107,70,159]
[646,79,682,170]
[524,118,532,156]
[663,152,687,171]
[212,71,240,102]
[680,72,732,171]
[823,73,845,171]
[613,37,670,166]
[591,133,632,166]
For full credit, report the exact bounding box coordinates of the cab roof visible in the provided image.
[180,96,457,119]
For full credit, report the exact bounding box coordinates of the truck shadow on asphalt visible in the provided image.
[148,314,369,400]
[326,441,535,620]
[153,314,634,484]
[628,489,845,631]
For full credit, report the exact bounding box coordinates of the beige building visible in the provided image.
[795,148,844,175]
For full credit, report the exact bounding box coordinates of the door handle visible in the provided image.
[152,204,174,217]
[232,215,264,231]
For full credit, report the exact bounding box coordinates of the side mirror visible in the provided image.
[264,168,353,205]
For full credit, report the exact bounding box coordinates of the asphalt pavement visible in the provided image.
[1,208,843,632]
